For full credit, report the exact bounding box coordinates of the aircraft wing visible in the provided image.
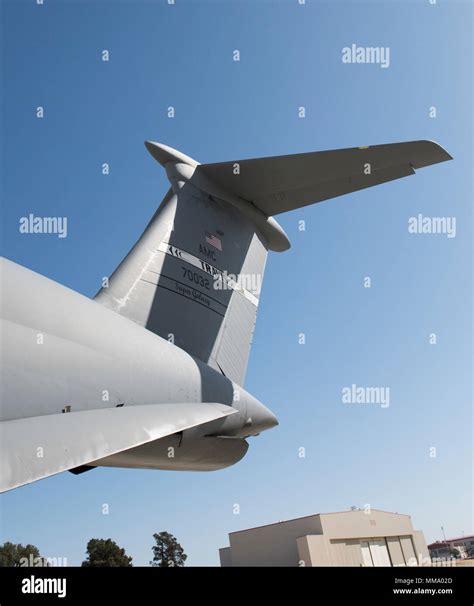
[0,403,237,493]
[196,140,453,215]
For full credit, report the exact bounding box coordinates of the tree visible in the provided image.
[150,532,187,567]
[0,542,49,567]
[448,547,460,560]
[81,538,133,567]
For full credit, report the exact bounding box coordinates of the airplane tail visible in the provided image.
[95,140,451,386]
[95,142,275,386]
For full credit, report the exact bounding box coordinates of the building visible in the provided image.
[219,509,430,567]
[428,536,474,560]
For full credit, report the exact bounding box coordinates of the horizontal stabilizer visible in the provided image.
[96,138,451,387]
[195,140,452,215]
[0,403,237,492]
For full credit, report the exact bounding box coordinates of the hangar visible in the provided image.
[219,509,430,567]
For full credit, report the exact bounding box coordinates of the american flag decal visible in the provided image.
[205,231,222,251]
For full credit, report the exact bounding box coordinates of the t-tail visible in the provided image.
[95,139,452,386]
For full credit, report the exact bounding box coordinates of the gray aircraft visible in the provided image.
[0,140,452,492]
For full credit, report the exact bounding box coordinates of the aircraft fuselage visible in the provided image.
[1,259,277,472]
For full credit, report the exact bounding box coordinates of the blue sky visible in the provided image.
[1,0,472,565]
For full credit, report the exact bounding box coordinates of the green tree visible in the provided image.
[0,542,49,567]
[81,538,133,567]
[150,532,187,567]
[448,547,460,559]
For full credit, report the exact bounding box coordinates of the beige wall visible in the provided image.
[220,510,429,567]
[219,547,232,567]
[328,538,364,566]
[412,530,431,565]
[301,533,428,567]
[386,536,406,566]
[299,535,364,566]
[319,510,414,540]
[227,514,323,567]
[297,535,329,566]
[298,533,431,567]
